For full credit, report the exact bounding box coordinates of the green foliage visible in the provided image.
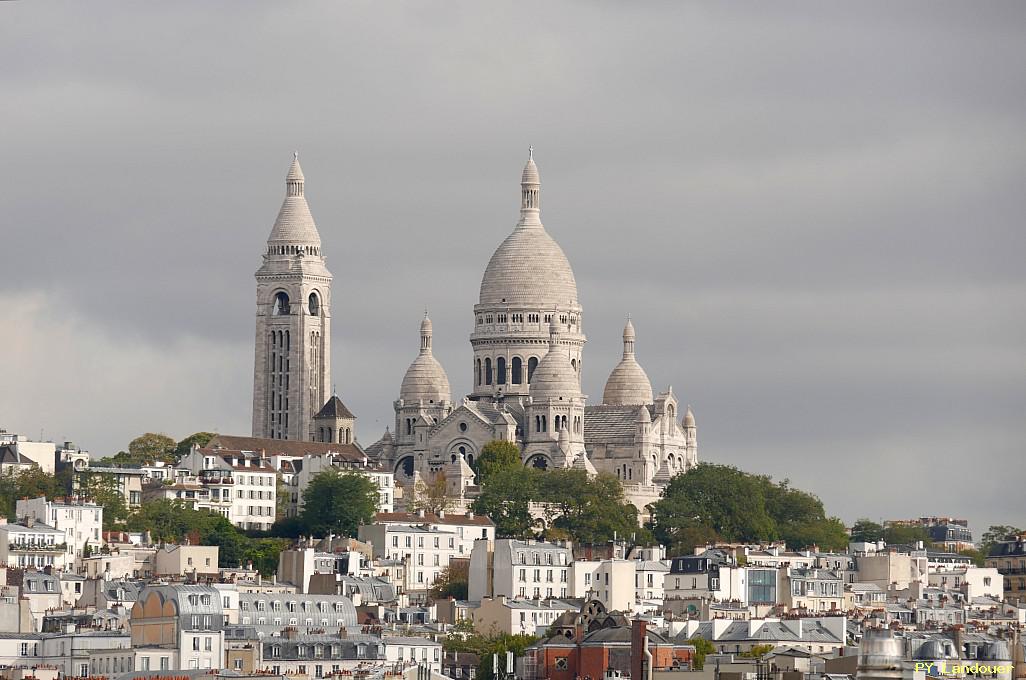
[472,466,539,539]
[443,632,537,680]
[881,524,932,546]
[474,440,522,484]
[129,432,177,465]
[539,471,640,544]
[429,560,469,601]
[650,463,849,554]
[740,644,774,658]
[689,636,716,670]
[473,465,644,545]
[97,432,178,467]
[174,432,216,459]
[850,518,885,542]
[0,467,64,518]
[299,469,378,537]
[78,473,129,529]
[126,499,287,574]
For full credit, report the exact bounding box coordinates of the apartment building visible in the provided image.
[15,497,102,568]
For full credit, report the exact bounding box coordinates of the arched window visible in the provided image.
[484,358,493,385]
[497,357,507,384]
[511,357,522,384]
[667,404,675,420]
[571,358,577,372]
[272,292,290,316]
[308,292,320,316]
[476,359,482,386]
[541,415,547,432]
[527,357,539,383]
[554,417,560,432]
[561,415,568,430]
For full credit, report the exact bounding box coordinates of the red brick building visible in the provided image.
[521,601,694,680]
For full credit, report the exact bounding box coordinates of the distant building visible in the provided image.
[985,535,1026,605]
[15,497,102,568]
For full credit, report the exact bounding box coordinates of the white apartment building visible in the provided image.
[16,497,102,568]
[929,566,1003,599]
[360,512,495,591]
[635,558,669,604]
[468,539,571,602]
[783,568,843,612]
[179,448,277,530]
[471,596,576,636]
[0,520,67,570]
[571,559,635,612]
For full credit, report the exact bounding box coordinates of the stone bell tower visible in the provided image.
[252,154,333,440]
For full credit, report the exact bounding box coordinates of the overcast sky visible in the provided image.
[2,1,1024,535]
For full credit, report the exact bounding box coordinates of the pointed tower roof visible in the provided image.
[267,152,322,248]
[400,313,452,404]
[602,317,654,406]
[315,395,355,420]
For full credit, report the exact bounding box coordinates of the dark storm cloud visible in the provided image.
[2,1,1024,534]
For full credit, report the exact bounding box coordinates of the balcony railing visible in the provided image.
[9,542,68,553]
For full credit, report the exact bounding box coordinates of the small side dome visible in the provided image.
[636,406,652,424]
[602,318,654,406]
[530,319,580,401]
[683,406,695,428]
[399,314,451,404]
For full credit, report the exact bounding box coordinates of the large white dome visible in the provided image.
[478,156,579,307]
[479,228,579,306]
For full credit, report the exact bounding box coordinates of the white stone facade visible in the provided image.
[252,155,333,442]
[16,497,102,568]
[365,154,698,514]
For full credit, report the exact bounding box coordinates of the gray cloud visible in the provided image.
[2,0,1024,535]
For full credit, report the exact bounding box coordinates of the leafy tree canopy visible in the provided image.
[444,631,537,680]
[429,560,469,601]
[650,463,848,555]
[174,432,216,460]
[472,465,644,546]
[474,440,522,484]
[689,637,716,670]
[472,466,538,540]
[126,499,287,574]
[850,519,885,543]
[299,469,378,537]
[0,467,64,518]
